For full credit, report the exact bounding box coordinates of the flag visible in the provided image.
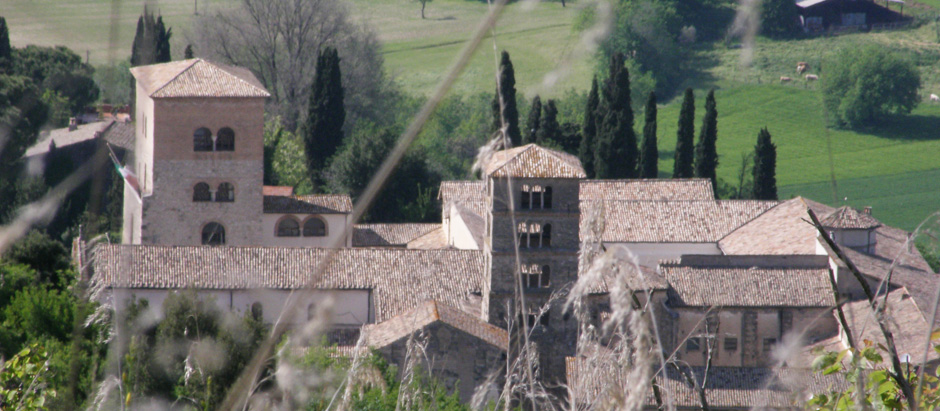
[107,143,141,202]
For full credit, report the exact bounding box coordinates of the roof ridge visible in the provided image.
[150,58,201,97]
[715,199,789,244]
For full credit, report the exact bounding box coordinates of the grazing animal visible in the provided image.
[931,94,939,102]
[805,74,818,81]
[780,76,792,82]
[796,62,809,74]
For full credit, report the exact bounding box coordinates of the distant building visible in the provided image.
[798,0,906,32]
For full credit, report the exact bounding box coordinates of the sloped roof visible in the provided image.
[263,194,352,214]
[439,181,487,216]
[720,197,832,255]
[838,287,937,362]
[352,224,441,247]
[821,206,881,230]
[582,200,778,243]
[483,144,586,178]
[407,227,448,250]
[130,59,270,98]
[91,244,485,322]
[580,179,714,201]
[661,255,833,307]
[362,300,508,349]
[585,264,670,295]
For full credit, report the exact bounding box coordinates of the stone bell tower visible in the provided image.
[480,143,585,384]
[124,59,270,246]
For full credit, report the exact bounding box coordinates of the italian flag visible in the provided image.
[107,143,141,202]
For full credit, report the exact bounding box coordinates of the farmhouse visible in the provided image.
[798,0,906,32]
[84,58,939,407]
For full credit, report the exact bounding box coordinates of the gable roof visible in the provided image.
[91,244,485,322]
[352,224,441,247]
[582,200,778,243]
[836,287,937,362]
[820,205,881,230]
[130,59,270,98]
[439,181,487,216]
[661,255,833,307]
[407,227,448,250]
[483,144,586,178]
[580,179,714,201]
[263,194,352,214]
[720,197,832,255]
[363,300,508,349]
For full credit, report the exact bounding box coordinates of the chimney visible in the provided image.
[68,117,78,131]
[863,206,872,215]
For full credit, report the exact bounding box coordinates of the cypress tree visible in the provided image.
[491,51,521,146]
[640,91,658,178]
[752,127,778,200]
[156,16,172,63]
[694,89,719,190]
[130,8,171,67]
[0,17,11,73]
[303,47,345,192]
[673,88,695,178]
[594,53,638,179]
[524,95,541,145]
[537,99,561,146]
[184,44,194,59]
[579,76,599,177]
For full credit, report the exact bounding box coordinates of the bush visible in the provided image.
[823,45,921,127]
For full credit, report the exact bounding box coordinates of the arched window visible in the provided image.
[193,182,211,202]
[541,265,551,287]
[542,224,552,248]
[202,222,226,245]
[521,184,531,209]
[194,127,213,151]
[303,217,327,237]
[276,216,301,237]
[216,127,235,151]
[544,186,552,209]
[216,183,234,202]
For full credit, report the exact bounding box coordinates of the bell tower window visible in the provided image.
[201,222,226,245]
[216,183,235,202]
[194,127,213,151]
[216,127,235,151]
[193,182,211,202]
[520,185,552,210]
[522,264,551,288]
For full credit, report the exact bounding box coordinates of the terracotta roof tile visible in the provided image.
[483,144,586,178]
[406,227,449,250]
[363,300,508,349]
[830,287,937,362]
[580,179,714,201]
[720,197,832,255]
[263,195,352,214]
[352,224,441,247]
[821,206,881,230]
[91,244,485,322]
[130,59,270,98]
[439,181,487,216]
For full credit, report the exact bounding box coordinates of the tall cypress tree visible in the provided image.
[303,47,345,192]
[579,76,599,178]
[156,16,172,63]
[0,17,11,74]
[673,88,695,178]
[752,127,778,200]
[491,51,521,146]
[524,95,541,145]
[184,44,194,59]
[537,99,561,146]
[640,91,658,179]
[594,53,638,179]
[694,89,719,190]
[130,8,171,66]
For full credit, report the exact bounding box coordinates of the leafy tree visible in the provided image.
[93,60,132,105]
[0,75,48,221]
[0,286,76,357]
[0,16,11,74]
[41,89,70,128]
[413,92,491,180]
[4,230,71,285]
[303,47,345,191]
[537,99,561,146]
[752,127,777,200]
[579,76,599,177]
[415,0,434,19]
[130,8,172,66]
[823,45,921,127]
[524,95,542,144]
[327,124,441,222]
[492,51,521,146]
[600,0,683,95]
[0,343,57,410]
[694,89,719,190]
[761,0,799,38]
[595,53,638,179]
[673,88,694,178]
[639,91,658,178]
[12,45,98,116]
[266,117,313,194]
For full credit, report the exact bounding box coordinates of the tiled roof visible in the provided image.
[262,186,294,196]
[483,144,586,178]
[661,255,833,307]
[585,263,670,295]
[439,181,487,216]
[24,121,107,158]
[263,195,352,214]
[580,179,714,201]
[582,200,778,243]
[91,244,485,322]
[568,361,846,409]
[352,224,441,247]
[363,300,508,349]
[720,197,832,255]
[821,206,881,230]
[101,120,135,151]
[407,227,448,250]
[130,59,270,98]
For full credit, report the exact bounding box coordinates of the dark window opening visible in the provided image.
[303,217,327,237]
[724,337,738,351]
[521,185,531,209]
[202,222,226,245]
[250,302,263,321]
[763,338,777,353]
[194,127,213,151]
[216,127,235,151]
[307,303,317,321]
[687,337,701,352]
[216,183,234,202]
[542,224,551,247]
[193,182,211,202]
[541,265,551,287]
[544,186,552,209]
[277,217,301,237]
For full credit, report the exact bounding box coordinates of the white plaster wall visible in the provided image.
[607,242,722,268]
[134,83,154,195]
[108,288,371,327]
[757,311,780,359]
[676,309,745,367]
[717,310,743,367]
[261,214,349,248]
[831,229,874,249]
[448,206,480,250]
